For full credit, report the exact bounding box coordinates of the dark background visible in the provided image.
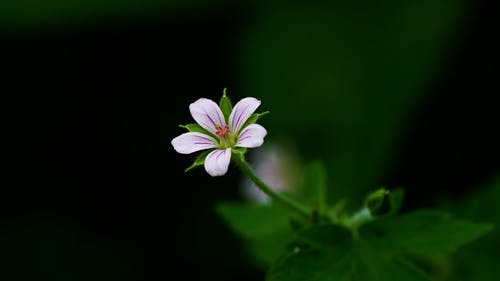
[1,1,498,280]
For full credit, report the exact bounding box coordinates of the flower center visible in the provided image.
[215,124,231,138]
[215,124,236,148]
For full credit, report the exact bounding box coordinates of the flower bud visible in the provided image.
[364,188,391,217]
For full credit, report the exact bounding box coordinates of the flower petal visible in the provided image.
[204,148,232,176]
[236,124,267,148]
[189,98,226,134]
[229,97,261,133]
[171,132,217,154]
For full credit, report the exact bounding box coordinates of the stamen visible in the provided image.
[215,124,231,138]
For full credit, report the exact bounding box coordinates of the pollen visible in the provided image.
[215,124,231,138]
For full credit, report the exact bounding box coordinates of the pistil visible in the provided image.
[216,124,235,148]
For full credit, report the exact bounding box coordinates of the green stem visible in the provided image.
[233,154,311,218]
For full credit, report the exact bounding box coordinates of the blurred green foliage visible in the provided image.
[302,161,328,213]
[266,205,490,281]
[216,202,292,266]
[217,161,491,280]
[240,0,464,201]
[267,225,432,281]
[216,203,291,239]
[451,177,500,281]
[361,210,492,255]
[216,161,329,266]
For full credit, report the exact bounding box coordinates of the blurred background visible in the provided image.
[1,0,499,280]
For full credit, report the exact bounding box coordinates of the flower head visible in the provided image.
[172,90,268,176]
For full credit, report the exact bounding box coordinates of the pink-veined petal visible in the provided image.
[204,148,231,176]
[228,97,261,133]
[189,98,226,134]
[171,132,217,154]
[236,124,267,148]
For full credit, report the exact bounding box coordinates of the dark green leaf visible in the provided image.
[459,177,500,224]
[179,123,211,135]
[448,177,500,281]
[267,225,431,281]
[362,210,493,254]
[388,188,405,215]
[267,242,352,281]
[357,251,432,281]
[184,150,210,172]
[246,231,294,268]
[215,202,291,239]
[295,224,351,248]
[216,202,294,267]
[219,88,233,122]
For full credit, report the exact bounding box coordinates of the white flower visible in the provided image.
[171,97,267,176]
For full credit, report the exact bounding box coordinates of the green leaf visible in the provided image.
[388,188,405,215]
[242,111,270,128]
[362,210,493,254]
[184,150,210,172]
[358,251,432,281]
[295,224,351,248]
[179,123,211,135]
[302,161,328,213]
[446,177,500,281]
[219,88,233,122]
[215,202,291,239]
[216,202,293,267]
[246,231,294,268]
[267,229,352,281]
[267,225,431,281]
